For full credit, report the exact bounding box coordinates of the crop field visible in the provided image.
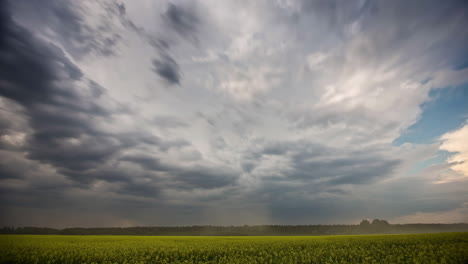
[1,233,467,264]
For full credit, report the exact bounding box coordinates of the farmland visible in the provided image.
[1,232,467,264]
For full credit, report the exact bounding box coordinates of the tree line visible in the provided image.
[1,221,467,236]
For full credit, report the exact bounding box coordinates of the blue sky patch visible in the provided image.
[394,84,468,146]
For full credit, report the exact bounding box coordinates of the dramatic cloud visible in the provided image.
[10,0,122,58]
[0,1,118,182]
[1,0,467,227]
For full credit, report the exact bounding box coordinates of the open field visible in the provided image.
[1,233,467,264]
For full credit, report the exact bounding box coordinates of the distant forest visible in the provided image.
[2,220,468,236]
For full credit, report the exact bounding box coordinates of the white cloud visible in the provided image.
[306,52,329,71]
[219,66,283,102]
[439,121,468,180]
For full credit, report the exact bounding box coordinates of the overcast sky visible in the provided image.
[0,0,467,228]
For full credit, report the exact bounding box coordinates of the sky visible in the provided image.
[0,0,467,228]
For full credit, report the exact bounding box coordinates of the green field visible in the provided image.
[1,233,467,264]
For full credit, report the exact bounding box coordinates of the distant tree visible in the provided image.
[372,219,390,227]
[360,220,371,226]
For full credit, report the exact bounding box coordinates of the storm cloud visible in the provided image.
[1,0,468,227]
[10,0,122,58]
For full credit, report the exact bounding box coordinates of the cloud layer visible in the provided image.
[1,0,467,227]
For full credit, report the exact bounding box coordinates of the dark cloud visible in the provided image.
[122,155,169,172]
[120,181,160,198]
[0,153,30,180]
[172,166,239,190]
[122,154,239,189]
[151,2,202,84]
[231,139,404,223]
[0,5,116,177]
[0,1,178,186]
[117,3,126,16]
[152,55,181,85]
[10,0,121,58]
[243,140,401,186]
[162,3,200,43]
[287,150,400,185]
[0,0,234,218]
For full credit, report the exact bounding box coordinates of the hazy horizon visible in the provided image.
[1,0,467,228]
[5,223,468,229]
[4,221,468,230]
